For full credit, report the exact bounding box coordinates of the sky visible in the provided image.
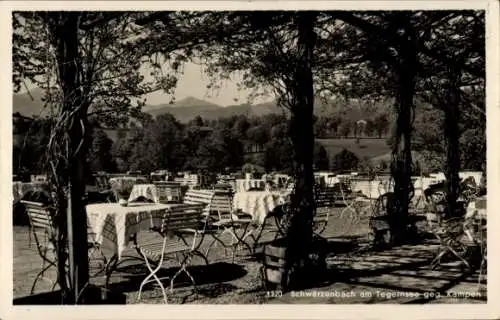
[146,63,271,107]
[20,62,273,107]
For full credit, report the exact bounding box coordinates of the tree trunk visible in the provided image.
[443,78,461,219]
[52,13,90,303]
[389,33,416,245]
[282,12,317,290]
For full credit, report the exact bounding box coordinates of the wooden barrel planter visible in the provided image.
[369,216,393,249]
[260,238,289,291]
[260,237,328,292]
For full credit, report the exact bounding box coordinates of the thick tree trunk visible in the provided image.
[443,81,461,219]
[282,12,317,290]
[389,38,416,245]
[52,13,90,303]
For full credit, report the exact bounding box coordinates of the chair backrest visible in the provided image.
[94,175,110,191]
[154,182,183,203]
[22,200,53,230]
[207,191,234,221]
[183,189,214,205]
[162,203,206,232]
[21,200,54,248]
[22,200,98,243]
[315,187,337,208]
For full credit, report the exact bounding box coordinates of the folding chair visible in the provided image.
[92,174,115,203]
[429,217,476,271]
[338,181,365,222]
[250,204,288,253]
[21,200,107,294]
[154,182,183,204]
[204,191,254,263]
[135,203,207,303]
[424,189,447,229]
[313,185,335,235]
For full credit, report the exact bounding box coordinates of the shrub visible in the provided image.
[331,149,360,172]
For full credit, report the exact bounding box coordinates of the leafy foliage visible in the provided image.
[331,148,360,172]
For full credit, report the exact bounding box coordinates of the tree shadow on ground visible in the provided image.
[289,238,485,298]
[108,262,247,298]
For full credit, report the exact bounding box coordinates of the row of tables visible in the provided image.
[129,184,285,224]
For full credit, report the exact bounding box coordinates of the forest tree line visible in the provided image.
[13,98,485,179]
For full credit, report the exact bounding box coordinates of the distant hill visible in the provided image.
[13,88,394,124]
[143,96,223,121]
[142,98,283,122]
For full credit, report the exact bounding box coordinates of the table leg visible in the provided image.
[104,254,119,290]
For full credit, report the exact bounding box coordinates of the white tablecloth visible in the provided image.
[233,191,285,224]
[465,196,487,219]
[459,171,483,186]
[12,182,49,204]
[86,202,173,259]
[235,179,265,192]
[128,184,159,203]
[351,180,393,199]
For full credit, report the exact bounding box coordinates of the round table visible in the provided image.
[351,180,393,200]
[12,181,49,204]
[86,202,172,258]
[128,184,159,203]
[466,196,487,220]
[233,191,285,224]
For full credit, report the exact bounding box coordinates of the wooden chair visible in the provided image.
[313,185,336,235]
[429,217,480,271]
[203,191,254,262]
[154,182,183,204]
[250,204,286,253]
[21,200,106,294]
[338,181,365,221]
[134,203,207,303]
[92,174,115,203]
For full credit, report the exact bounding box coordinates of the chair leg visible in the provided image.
[192,250,209,265]
[170,254,196,293]
[205,236,224,260]
[137,248,167,304]
[31,261,56,295]
[104,254,119,290]
[430,250,446,270]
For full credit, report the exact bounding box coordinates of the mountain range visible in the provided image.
[12,88,387,123]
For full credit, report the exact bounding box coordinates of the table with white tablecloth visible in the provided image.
[12,181,49,204]
[465,196,487,220]
[235,179,265,192]
[128,183,182,203]
[233,191,285,224]
[86,202,197,259]
[128,184,160,203]
[109,176,149,201]
[351,180,393,199]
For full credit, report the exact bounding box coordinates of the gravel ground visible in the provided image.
[12,207,486,304]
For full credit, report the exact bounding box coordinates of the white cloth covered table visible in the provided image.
[235,179,265,192]
[465,196,487,220]
[459,171,483,186]
[12,181,49,204]
[233,191,285,224]
[128,184,158,203]
[351,179,393,199]
[128,183,182,203]
[86,202,179,259]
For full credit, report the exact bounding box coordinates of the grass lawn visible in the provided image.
[12,207,486,304]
